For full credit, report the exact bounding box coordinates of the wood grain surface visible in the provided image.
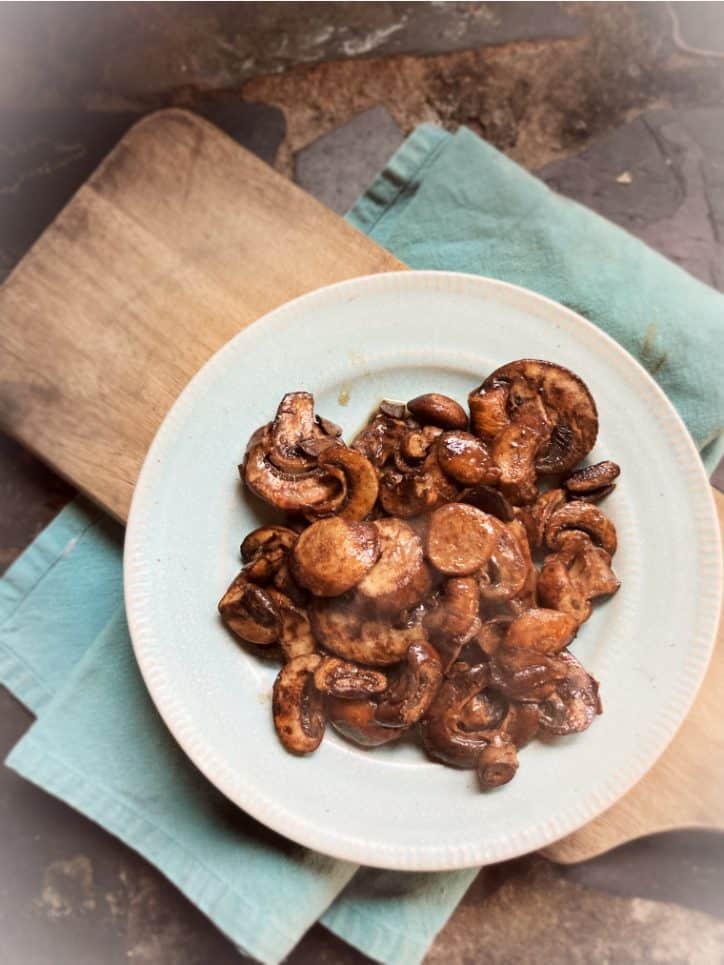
[0,109,401,521]
[0,109,721,861]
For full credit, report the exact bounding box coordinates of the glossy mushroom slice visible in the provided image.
[326,695,404,748]
[352,406,410,469]
[357,518,431,614]
[269,392,341,473]
[564,460,620,503]
[424,577,481,671]
[315,446,379,521]
[537,651,602,735]
[309,594,428,666]
[379,439,459,517]
[545,502,618,556]
[313,657,387,699]
[477,517,528,603]
[470,360,598,475]
[514,488,568,552]
[538,532,620,624]
[290,517,381,596]
[420,663,493,768]
[243,425,345,514]
[375,641,443,727]
[477,736,519,790]
[218,574,280,645]
[490,409,549,505]
[437,431,500,486]
[426,503,496,576]
[508,517,537,608]
[459,484,514,522]
[266,588,317,661]
[504,608,579,654]
[407,393,468,430]
[490,647,569,703]
[241,525,298,583]
[272,654,326,754]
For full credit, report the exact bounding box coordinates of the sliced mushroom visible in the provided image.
[424,577,481,670]
[407,393,468,430]
[243,425,345,514]
[564,460,620,498]
[375,641,443,727]
[357,518,431,614]
[504,608,579,654]
[315,445,379,521]
[379,440,459,517]
[421,663,493,767]
[474,618,509,657]
[218,574,280,644]
[290,517,381,596]
[490,647,569,702]
[426,503,496,576]
[437,431,500,486]
[468,382,510,440]
[545,502,617,556]
[490,409,549,505]
[459,484,514,521]
[472,360,599,475]
[272,654,326,754]
[537,651,602,735]
[269,392,338,473]
[326,695,404,747]
[352,408,409,469]
[477,736,519,790]
[266,588,317,660]
[398,426,441,468]
[313,657,387,699]
[477,517,528,602]
[310,594,428,666]
[241,525,299,588]
[508,518,537,608]
[538,532,620,624]
[514,488,568,551]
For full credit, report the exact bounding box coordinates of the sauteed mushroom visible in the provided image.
[470,360,598,475]
[537,651,602,735]
[408,393,468,430]
[310,594,428,666]
[225,364,621,788]
[545,502,618,556]
[375,641,442,727]
[477,736,519,789]
[426,503,495,576]
[358,518,431,614]
[477,517,528,602]
[326,696,404,747]
[505,608,578,653]
[291,517,380,596]
[316,446,379,521]
[218,575,280,645]
[564,460,620,502]
[314,657,387,698]
[538,532,620,623]
[269,392,340,473]
[272,654,326,754]
[437,431,500,486]
[243,425,344,514]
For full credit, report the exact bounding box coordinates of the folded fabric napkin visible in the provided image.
[2,123,723,964]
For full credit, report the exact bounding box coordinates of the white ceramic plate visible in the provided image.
[125,271,722,871]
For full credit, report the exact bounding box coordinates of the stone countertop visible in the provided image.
[1,3,724,963]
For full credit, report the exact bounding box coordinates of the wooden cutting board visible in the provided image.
[1,109,722,863]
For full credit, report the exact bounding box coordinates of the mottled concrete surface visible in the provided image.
[2,3,724,964]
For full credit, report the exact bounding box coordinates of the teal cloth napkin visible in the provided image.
[2,123,724,965]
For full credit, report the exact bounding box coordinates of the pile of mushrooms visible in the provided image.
[219,360,621,791]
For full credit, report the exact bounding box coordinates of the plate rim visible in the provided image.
[124,269,723,870]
